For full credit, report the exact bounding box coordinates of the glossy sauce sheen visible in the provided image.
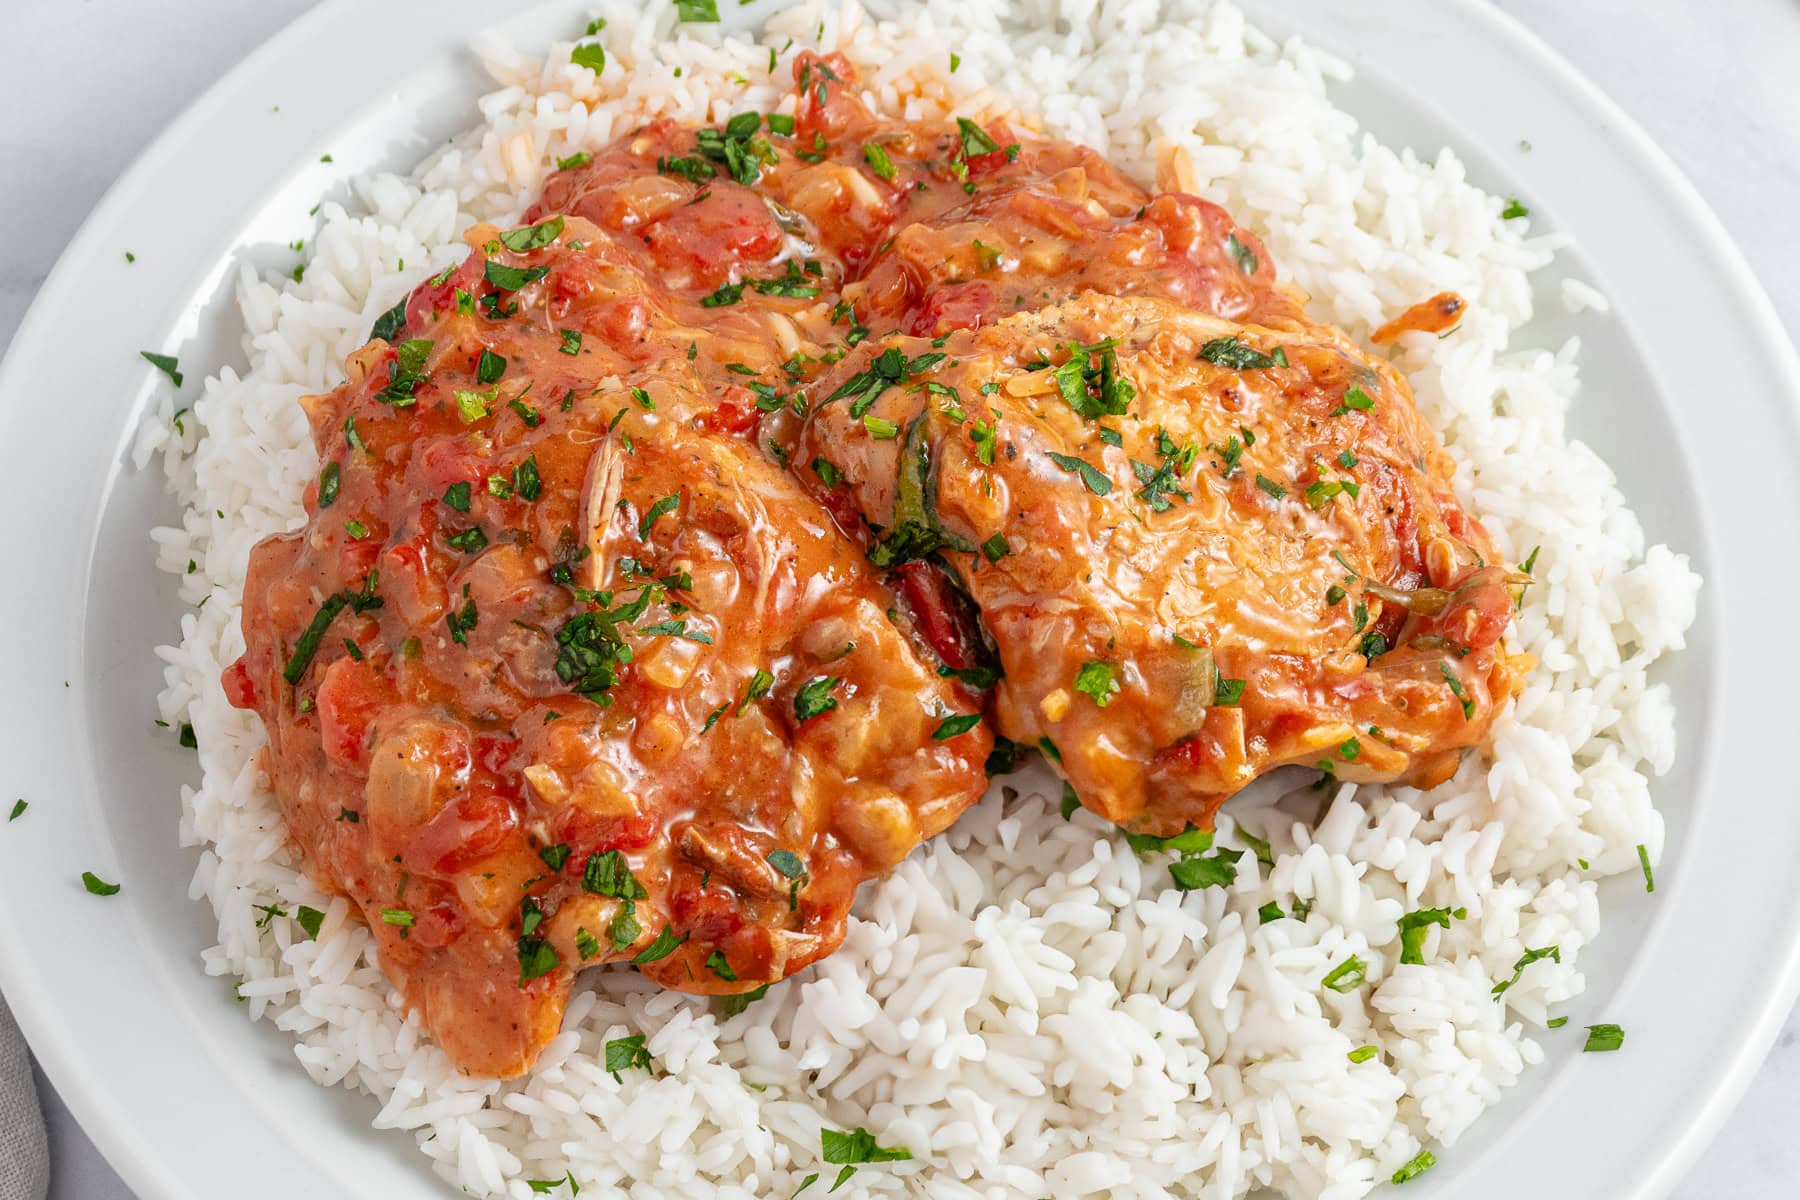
[229,53,1523,1078]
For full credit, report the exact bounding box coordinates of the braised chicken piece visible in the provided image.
[226,213,990,1078]
[796,293,1527,834]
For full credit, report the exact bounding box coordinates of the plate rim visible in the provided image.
[0,0,1794,1196]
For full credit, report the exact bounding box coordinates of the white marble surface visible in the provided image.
[2,1,1796,1197]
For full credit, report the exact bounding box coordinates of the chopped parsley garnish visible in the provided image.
[970,420,998,465]
[1397,906,1466,964]
[1167,847,1244,891]
[812,456,844,488]
[455,387,495,423]
[476,348,507,383]
[694,110,771,186]
[956,117,1001,158]
[442,481,471,512]
[538,843,571,872]
[981,532,1010,562]
[1321,956,1366,992]
[81,871,121,896]
[984,736,1021,778]
[863,142,897,182]
[1060,783,1081,820]
[1391,1150,1435,1184]
[1118,824,1213,856]
[446,527,487,554]
[1254,473,1287,499]
[295,906,325,939]
[484,260,549,291]
[632,924,682,964]
[7,800,25,822]
[446,588,478,645]
[1073,660,1119,708]
[282,592,351,684]
[379,908,414,927]
[1257,902,1285,925]
[638,493,679,540]
[734,667,776,715]
[1520,545,1541,575]
[1491,946,1560,998]
[821,1126,912,1169]
[1304,477,1360,510]
[377,338,434,406]
[1440,662,1474,719]
[1501,197,1529,220]
[659,154,718,184]
[862,414,900,439]
[705,950,738,981]
[574,927,601,961]
[140,351,183,387]
[719,983,771,1018]
[318,461,341,508]
[556,151,592,171]
[1046,451,1112,496]
[1331,386,1376,416]
[1213,677,1246,706]
[672,0,719,21]
[701,280,746,307]
[369,296,408,342]
[1583,1023,1625,1052]
[1348,1045,1379,1064]
[794,676,842,721]
[766,849,808,910]
[571,41,607,72]
[509,398,541,428]
[1132,451,1194,513]
[1050,339,1136,420]
[1225,233,1258,275]
[605,1034,652,1082]
[514,456,542,502]
[557,329,583,355]
[825,345,943,415]
[1197,336,1277,370]
[933,713,982,739]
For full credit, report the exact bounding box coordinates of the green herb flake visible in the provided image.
[861,141,897,182]
[1348,1044,1379,1063]
[1397,905,1466,965]
[604,1033,651,1081]
[295,905,325,939]
[7,800,25,822]
[1637,843,1655,893]
[1583,1023,1625,1052]
[632,924,682,964]
[1440,662,1474,719]
[1321,956,1367,992]
[820,1126,913,1167]
[442,481,471,512]
[571,42,607,73]
[140,351,183,387]
[1501,197,1530,220]
[1254,473,1287,499]
[1046,451,1112,496]
[1073,660,1119,708]
[1332,386,1376,416]
[638,493,680,540]
[1167,847,1244,891]
[933,713,982,739]
[82,871,121,896]
[1391,1150,1435,1184]
[1491,945,1561,998]
[794,676,842,721]
[673,0,720,21]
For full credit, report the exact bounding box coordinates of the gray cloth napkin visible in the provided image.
[0,990,49,1200]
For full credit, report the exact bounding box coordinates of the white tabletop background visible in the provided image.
[2,0,1795,1196]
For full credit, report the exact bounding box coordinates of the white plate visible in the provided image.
[0,1,1794,1196]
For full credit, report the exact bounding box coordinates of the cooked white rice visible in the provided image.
[134,1,1702,1196]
